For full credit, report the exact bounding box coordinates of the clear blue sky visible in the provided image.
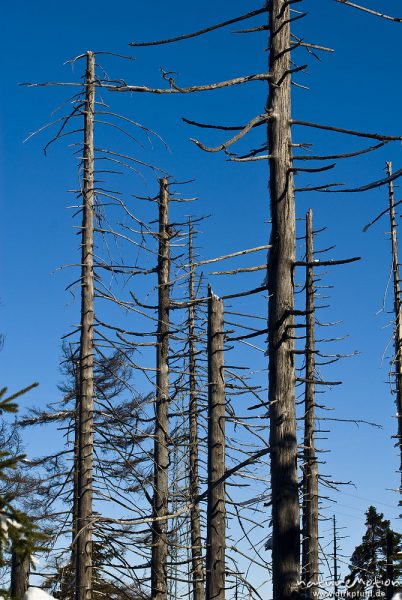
[2,0,402,591]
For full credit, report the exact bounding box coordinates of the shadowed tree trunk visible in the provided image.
[267,1,300,598]
[188,218,205,600]
[206,286,225,600]
[302,209,319,599]
[152,178,170,600]
[72,351,79,570]
[76,49,95,600]
[69,351,80,600]
[10,548,30,600]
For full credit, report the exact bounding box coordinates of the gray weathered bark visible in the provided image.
[76,50,95,600]
[188,218,205,600]
[151,178,170,600]
[10,548,30,600]
[387,161,402,491]
[302,209,319,599]
[267,1,300,598]
[206,287,225,600]
[333,515,338,599]
[73,354,79,568]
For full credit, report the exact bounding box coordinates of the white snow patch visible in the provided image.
[0,514,22,539]
[23,588,56,600]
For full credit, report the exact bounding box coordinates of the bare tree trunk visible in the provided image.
[267,1,300,598]
[387,161,402,493]
[302,209,319,599]
[333,515,338,599]
[188,218,205,600]
[73,409,79,561]
[72,353,79,568]
[76,50,95,600]
[152,177,170,600]
[10,549,30,600]
[206,287,225,600]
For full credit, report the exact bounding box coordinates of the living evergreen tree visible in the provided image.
[0,384,38,548]
[0,382,46,600]
[345,506,402,599]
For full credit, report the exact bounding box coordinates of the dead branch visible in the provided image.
[334,0,402,22]
[191,114,268,153]
[291,119,402,141]
[108,73,272,94]
[129,7,267,46]
[294,141,387,161]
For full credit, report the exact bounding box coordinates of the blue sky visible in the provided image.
[2,0,402,591]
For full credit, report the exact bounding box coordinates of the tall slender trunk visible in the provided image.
[206,287,225,600]
[152,178,170,600]
[10,548,30,600]
[169,445,179,600]
[333,515,338,599]
[267,1,300,598]
[387,161,402,492]
[72,354,79,583]
[188,218,205,600]
[76,50,95,600]
[302,209,319,598]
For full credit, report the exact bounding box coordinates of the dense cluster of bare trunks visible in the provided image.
[10,2,402,600]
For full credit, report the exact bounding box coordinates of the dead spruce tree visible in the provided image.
[266,5,299,596]
[109,3,402,597]
[363,161,402,500]
[332,515,339,599]
[301,209,319,599]
[206,287,226,600]
[76,49,96,600]
[386,162,402,494]
[23,50,97,600]
[152,178,171,600]
[296,212,364,596]
[187,219,204,600]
